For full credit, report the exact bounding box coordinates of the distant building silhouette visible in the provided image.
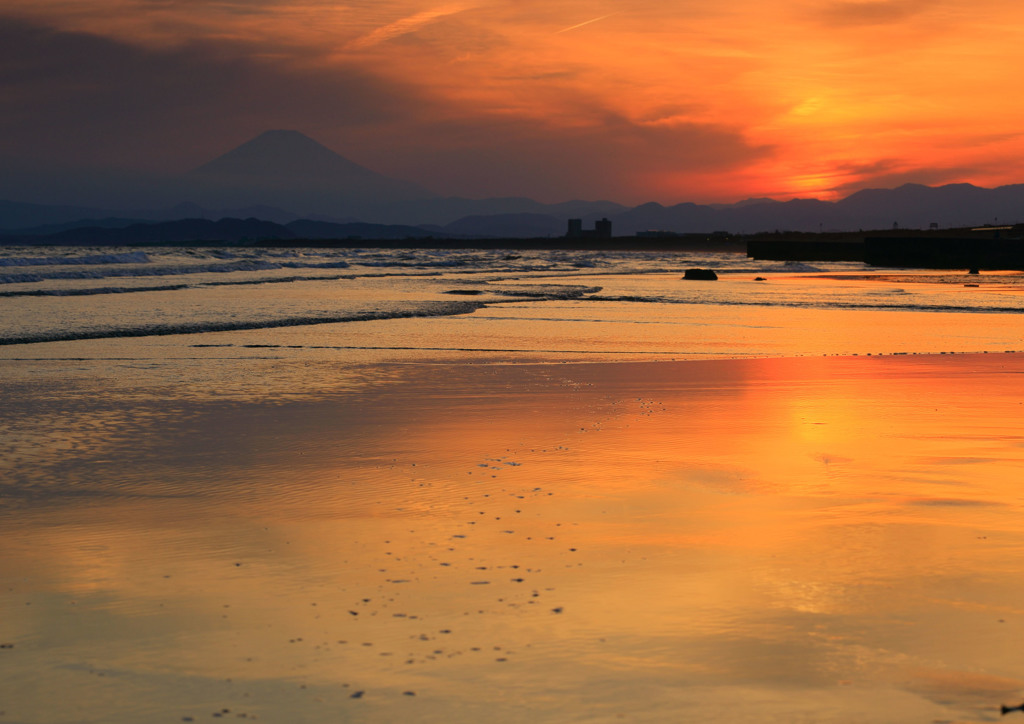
[566,218,612,239]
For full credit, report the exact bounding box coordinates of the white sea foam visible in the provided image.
[1,246,1022,356]
[0,251,151,267]
[0,300,486,346]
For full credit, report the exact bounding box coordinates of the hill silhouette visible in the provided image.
[3,130,1024,235]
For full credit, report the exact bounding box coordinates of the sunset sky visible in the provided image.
[4,0,1024,204]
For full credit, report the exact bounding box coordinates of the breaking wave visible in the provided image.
[0,284,190,298]
[0,300,486,346]
[0,258,352,285]
[585,294,1024,314]
[0,251,152,267]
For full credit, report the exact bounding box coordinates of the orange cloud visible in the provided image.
[4,0,1024,202]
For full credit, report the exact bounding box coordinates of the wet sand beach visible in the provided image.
[3,350,1024,723]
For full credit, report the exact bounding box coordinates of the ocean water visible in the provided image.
[3,246,1024,724]
[0,246,1021,364]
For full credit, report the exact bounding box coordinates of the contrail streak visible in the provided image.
[347,4,469,50]
[556,12,618,34]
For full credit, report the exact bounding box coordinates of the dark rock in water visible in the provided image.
[683,268,718,280]
[754,276,767,281]
[1001,701,1024,715]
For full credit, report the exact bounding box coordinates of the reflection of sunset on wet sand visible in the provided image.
[3,353,1024,722]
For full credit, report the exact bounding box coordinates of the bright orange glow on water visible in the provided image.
[2,354,1024,722]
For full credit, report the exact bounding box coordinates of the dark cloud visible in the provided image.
[0,16,428,171]
[814,0,928,27]
[497,70,582,82]
[395,112,771,202]
[633,104,706,125]
[0,14,769,204]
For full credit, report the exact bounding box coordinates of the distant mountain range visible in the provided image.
[617,183,1024,236]
[1,130,1023,241]
[0,218,448,246]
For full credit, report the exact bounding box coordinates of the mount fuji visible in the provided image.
[185,130,434,217]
